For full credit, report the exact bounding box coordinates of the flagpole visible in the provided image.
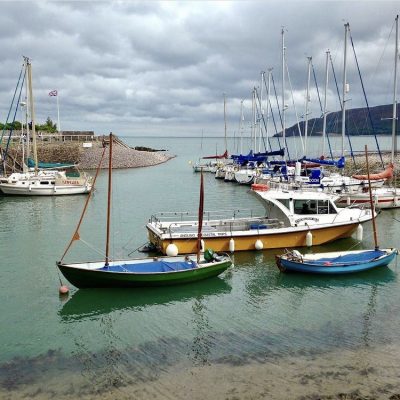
[56,93,61,133]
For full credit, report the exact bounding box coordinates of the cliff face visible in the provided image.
[276,103,400,137]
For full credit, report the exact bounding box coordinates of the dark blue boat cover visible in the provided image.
[97,260,197,273]
[310,250,386,265]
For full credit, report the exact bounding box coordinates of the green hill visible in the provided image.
[275,103,399,137]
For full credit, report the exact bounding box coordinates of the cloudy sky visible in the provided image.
[0,0,399,137]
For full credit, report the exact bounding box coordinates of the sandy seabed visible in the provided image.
[1,343,399,400]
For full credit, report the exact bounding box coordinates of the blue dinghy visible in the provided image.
[275,248,397,274]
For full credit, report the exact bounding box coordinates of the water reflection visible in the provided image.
[59,277,231,322]
[273,265,397,291]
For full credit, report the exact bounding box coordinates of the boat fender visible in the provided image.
[166,243,179,257]
[201,239,205,252]
[306,231,313,247]
[255,239,263,250]
[229,238,235,253]
[356,224,363,241]
[347,196,351,206]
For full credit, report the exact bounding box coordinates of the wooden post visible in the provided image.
[105,133,113,266]
[365,145,379,250]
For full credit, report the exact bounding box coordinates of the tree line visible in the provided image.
[0,117,57,133]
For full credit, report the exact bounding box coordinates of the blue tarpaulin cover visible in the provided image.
[98,260,197,273]
[308,250,386,266]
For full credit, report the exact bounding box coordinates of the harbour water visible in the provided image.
[1,135,400,399]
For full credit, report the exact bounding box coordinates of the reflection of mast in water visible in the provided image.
[361,284,378,348]
[190,298,212,366]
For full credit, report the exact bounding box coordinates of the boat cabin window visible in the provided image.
[277,199,290,210]
[317,200,337,214]
[40,181,50,185]
[294,199,337,214]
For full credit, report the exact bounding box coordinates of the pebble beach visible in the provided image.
[22,140,175,169]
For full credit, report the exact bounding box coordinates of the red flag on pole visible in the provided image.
[49,90,58,96]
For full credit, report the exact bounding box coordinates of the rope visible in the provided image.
[60,146,107,262]
[349,28,384,168]
[0,63,24,143]
[271,73,283,149]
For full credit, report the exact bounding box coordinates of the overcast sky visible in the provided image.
[0,0,399,137]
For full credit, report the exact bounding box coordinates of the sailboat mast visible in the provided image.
[322,50,330,157]
[282,27,286,161]
[105,133,113,266]
[239,99,244,154]
[251,88,256,151]
[26,58,38,174]
[259,72,264,153]
[341,23,349,158]
[223,93,227,154]
[391,15,399,164]
[266,68,272,152]
[304,56,312,157]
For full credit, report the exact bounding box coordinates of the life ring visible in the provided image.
[251,184,269,192]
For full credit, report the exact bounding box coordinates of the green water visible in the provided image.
[1,136,400,399]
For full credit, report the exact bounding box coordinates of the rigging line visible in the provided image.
[3,71,26,168]
[79,238,107,258]
[349,28,384,169]
[329,54,344,161]
[271,73,283,149]
[127,241,150,257]
[285,58,302,158]
[59,146,107,262]
[0,62,24,143]
[371,20,395,86]
[261,78,274,151]
[254,87,270,151]
[312,61,323,114]
[264,76,281,151]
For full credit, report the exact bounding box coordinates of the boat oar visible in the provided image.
[365,145,379,250]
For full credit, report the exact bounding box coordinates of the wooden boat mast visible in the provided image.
[105,133,113,266]
[365,145,379,250]
[197,169,204,263]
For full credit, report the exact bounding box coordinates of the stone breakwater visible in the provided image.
[78,145,175,169]
[11,142,175,169]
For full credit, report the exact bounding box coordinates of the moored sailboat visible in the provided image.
[0,57,92,196]
[275,145,397,274]
[57,134,232,288]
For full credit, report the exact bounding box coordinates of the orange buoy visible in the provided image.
[59,285,70,295]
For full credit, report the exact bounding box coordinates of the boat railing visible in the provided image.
[165,216,283,236]
[149,209,266,226]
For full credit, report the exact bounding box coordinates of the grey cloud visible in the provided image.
[0,1,399,137]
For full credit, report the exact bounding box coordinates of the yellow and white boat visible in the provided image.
[146,186,374,255]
